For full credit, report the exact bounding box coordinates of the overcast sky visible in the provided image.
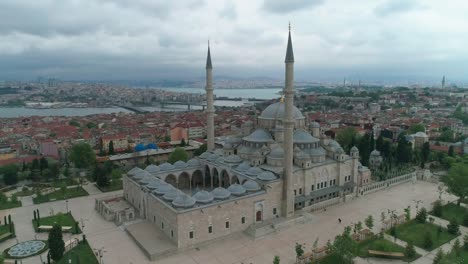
[0,0,467,84]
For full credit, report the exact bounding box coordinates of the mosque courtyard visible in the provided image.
[0,180,453,264]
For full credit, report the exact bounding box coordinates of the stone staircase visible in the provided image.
[244,212,316,239]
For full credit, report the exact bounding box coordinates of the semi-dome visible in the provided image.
[246,167,263,176]
[257,171,277,181]
[269,146,285,158]
[235,162,251,172]
[127,167,144,176]
[207,153,220,161]
[172,194,196,208]
[145,164,160,174]
[193,190,214,204]
[225,155,242,164]
[147,178,162,189]
[187,159,200,166]
[293,129,320,143]
[174,160,188,168]
[199,152,210,159]
[133,170,152,180]
[243,129,274,143]
[243,180,261,192]
[259,102,305,120]
[159,162,175,171]
[211,187,231,200]
[308,147,326,156]
[162,189,182,201]
[227,184,246,196]
[153,183,174,195]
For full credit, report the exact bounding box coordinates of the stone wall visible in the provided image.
[359,172,416,196]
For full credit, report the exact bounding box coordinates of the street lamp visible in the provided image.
[94,247,106,264]
[413,200,422,214]
[68,251,80,264]
[66,199,69,213]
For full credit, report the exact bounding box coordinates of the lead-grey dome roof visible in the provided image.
[207,153,220,161]
[147,178,162,189]
[350,146,359,153]
[128,167,144,176]
[257,171,277,181]
[268,146,284,159]
[153,183,174,195]
[162,189,182,201]
[227,184,246,196]
[235,162,251,172]
[193,190,214,204]
[172,194,196,208]
[243,129,274,143]
[293,129,320,143]
[211,187,231,200]
[187,159,200,166]
[174,160,188,168]
[225,155,242,164]
[134,170,152,180]
[199,152,210,159]
[139,174,153,185]
[246,167,263,176]
[370,149,381,156]
[145,165,160,174]
[259,102,305,120]
[243,180,261,192]
[159,162,175,171]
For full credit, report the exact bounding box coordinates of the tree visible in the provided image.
[396,134,412,163]
[365,215,374,230]
[447,218,459,235]
[416,208,427,223]
[108,140,115,155]
[96,171,110,188]
[442,163,468,205]
[404,206,411,221]
[423,231,433,249]
[273,255,280,264]
[408,124,425,134]
[433,249,444,264]
[432,200,443,217]
[49,163,60,180]
[381,140,391,158]
[193,143,207,156]
[453,239,461,257]
[48,224,65,261]
[421,142,430,164]
[464,234,468,251]
[448,145,455,157]
[328,231,357,264]
[168,147,189,164]
[180,138,186,147]
[358,133,371,166]
[39,157,49,173]
[69,143,96,169]
[0,164,19,185]
[336,127,358,152]
[405,241,416,258]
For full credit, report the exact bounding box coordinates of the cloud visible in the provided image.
[374,0,425,17]
[262,0,324,14]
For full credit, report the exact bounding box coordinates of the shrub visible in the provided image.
[405,241,416,258]
[447,218,460,235]
[273,255,280,264]
[416,208,427,223]
[453,239,461,257]
[423,231,433,249]
[463,234,468,251]
[463,214,468,227]
[390,226,396,237]
[433,249,444,264]
[432,200,443,217]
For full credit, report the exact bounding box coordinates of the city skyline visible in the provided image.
[0,0,468,83]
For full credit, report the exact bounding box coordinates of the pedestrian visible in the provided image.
[338,218,341,224]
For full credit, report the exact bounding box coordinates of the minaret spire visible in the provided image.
[205,41,215,151]
[282,23,295,218]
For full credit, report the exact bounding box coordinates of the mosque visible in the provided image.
[122,27,371,250]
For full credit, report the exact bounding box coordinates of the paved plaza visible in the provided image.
[0,180,456,264]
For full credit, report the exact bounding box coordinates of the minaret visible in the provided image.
[282,24,295,218]
[205,42,215,151]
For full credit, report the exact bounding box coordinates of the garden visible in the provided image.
[0,192,21,210]
[33,186,88,204]
[357,236,420,262]
[432,201,468,227]
[32,211,81,234]
[56,240,99,264]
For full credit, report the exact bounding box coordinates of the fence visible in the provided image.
[359,172,416,196]
[304,197,341,212]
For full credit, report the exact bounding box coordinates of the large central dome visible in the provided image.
[259,101,304,120]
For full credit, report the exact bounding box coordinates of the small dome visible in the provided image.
[153,183,174,195]
[269,146,284,159]
[159,162,175,171]
[187,159,200,166]
[235,162,251,172]
[246,167,263,176]
[211,187,231,200]
[350,146,359,153]
[139,175,153,185]
[174,160,188,168]
[243,180,261,192]
[238,146,251,155]
[145,164,160,174]
[127,167,144,176]
[336,147,345,154]
[414,131,428,137]
[243,129,274,143]
[163,189,182,201]
[257,171,277,181]
[227,184,246,196]
[133,170,152,180]
[172,194,196,208]
[370,149,381,156]
[295,150,310,159]
[193,190,214,204]
[310,121,320,128]
[199,152,210,159]
[215,156,225,163]
[307,147,326,156]
[223,143,233,149]
[293,129,320,144]
[207,153,220,161]
[147,178,162,189]
[225,155,242,163]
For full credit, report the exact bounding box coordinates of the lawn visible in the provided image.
[32,212,81,234]
[0,225,11,236]
[439,249,468,264]
[33,186,88,204]
[14,189,34,197]
[435,203,468,227]
[96,179,123,192]
[51,178,79,188]
[56,241,99,264]
[357,237,420,262]
[0,198,21,210]
[389,219,458,251]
